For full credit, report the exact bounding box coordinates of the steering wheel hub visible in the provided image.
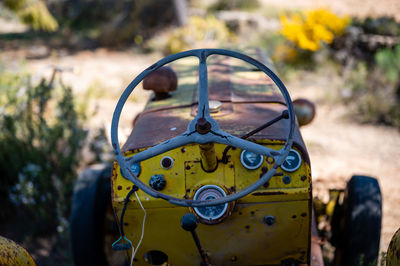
[195,118,212,134]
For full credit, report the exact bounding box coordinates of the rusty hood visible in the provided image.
[122,48,308,163]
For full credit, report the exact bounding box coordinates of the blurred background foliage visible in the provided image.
[0,0,400,264]
[165,15,236,54]
[2,0,58,31]
[0,66,87,237]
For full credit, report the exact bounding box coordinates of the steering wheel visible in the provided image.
[111,49,295,207]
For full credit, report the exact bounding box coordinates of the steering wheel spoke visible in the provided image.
[196,51,210,119]
[211,131,283,159]
[125,133,195,164]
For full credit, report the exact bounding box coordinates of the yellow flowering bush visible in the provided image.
[166,16,235,54]
[280,9,349,51]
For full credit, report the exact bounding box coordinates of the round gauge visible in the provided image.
[160,156,174,169]
[281,149,302,172]
[193,185,228,221]
[130,163,141,177]
[240,150,264,170]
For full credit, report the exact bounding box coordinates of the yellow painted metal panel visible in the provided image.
[116,201,310,265]
[113,142,310,207]
[112,141,312,264]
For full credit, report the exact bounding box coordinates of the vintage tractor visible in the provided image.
[70,48,383,265]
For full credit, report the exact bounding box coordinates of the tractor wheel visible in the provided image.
[334,175,382,266]
[70,164,127,266]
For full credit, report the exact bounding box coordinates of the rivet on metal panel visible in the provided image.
[266,156,275,164]
[283,175,291,184]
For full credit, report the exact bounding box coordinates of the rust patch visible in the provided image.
[252,191,286,196]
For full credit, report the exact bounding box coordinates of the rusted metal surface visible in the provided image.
[123,49,309,165]
[310,208,324,266]
[0,236,36,266]
[293,98,316,127]
[195,118,212,134]
[190,229,211,266]
[123,103,310,165]
[143,66,177,100]
[252,191,286,196]
[198,143,218,172]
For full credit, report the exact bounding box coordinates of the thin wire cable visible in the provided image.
[130,191,147,266]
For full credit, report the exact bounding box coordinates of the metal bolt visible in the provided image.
[264,215,275,226]
[283,175,291,184]
[149,174,167,191]
[196,118,211,134]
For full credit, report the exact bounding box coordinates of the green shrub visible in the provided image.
[165,15,235,54]
[3,0,58,32]
[208,0,260,11]
[375,45,400,83]
[342,46,400,128]
[0,67,87,236]
[352,16,400,36]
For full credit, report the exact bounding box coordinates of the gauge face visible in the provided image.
[240,150,264,170]
[193,185,228,221]
[281,149,301,172]
[130,163,141,177]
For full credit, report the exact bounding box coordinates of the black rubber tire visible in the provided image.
[70,164,114,266]
[340,175,382,266]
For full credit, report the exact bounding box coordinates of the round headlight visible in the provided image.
[193,185,228,222]
[240,150,263,170]
[281,149,301,172]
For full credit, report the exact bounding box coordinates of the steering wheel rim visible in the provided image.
[111,49,295,207]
